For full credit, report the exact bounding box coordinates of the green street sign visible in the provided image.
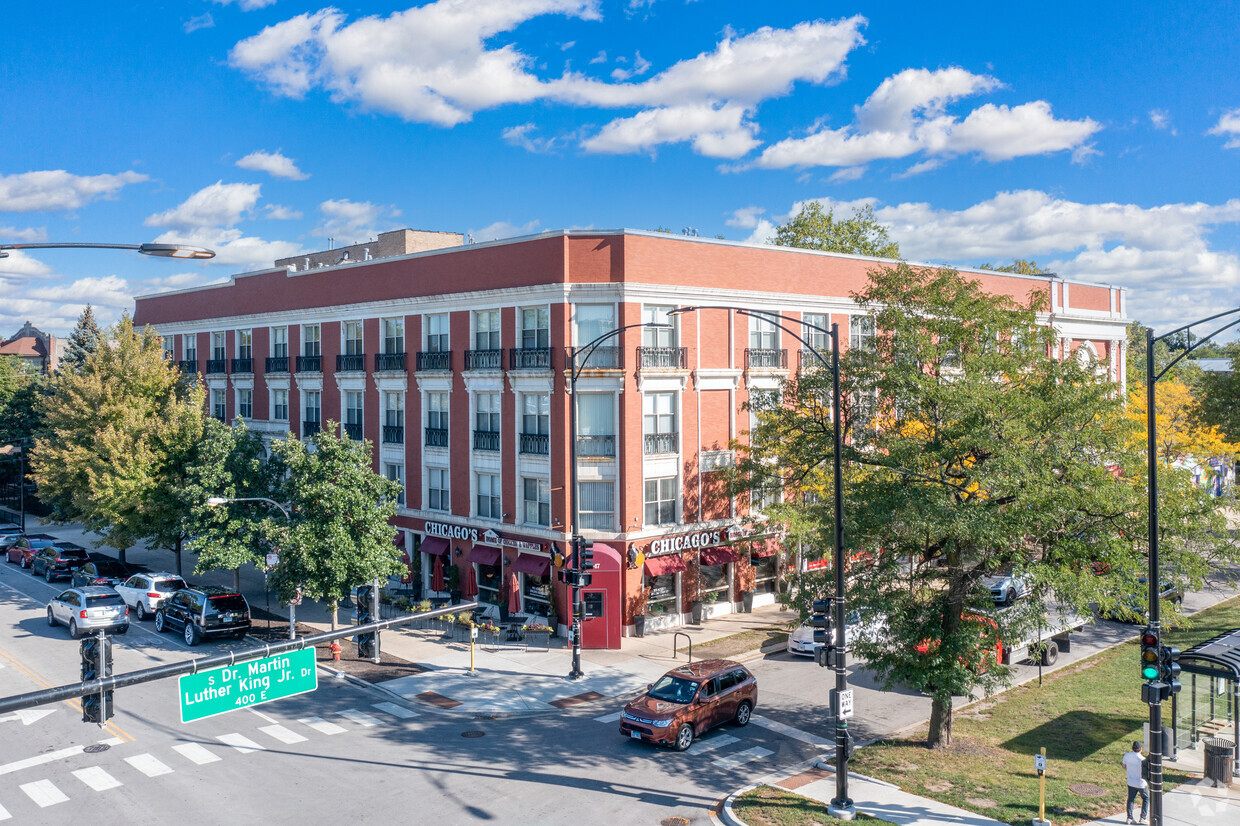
[179,648,317,723]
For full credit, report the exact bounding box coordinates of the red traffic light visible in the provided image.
[1141,632,1157,647]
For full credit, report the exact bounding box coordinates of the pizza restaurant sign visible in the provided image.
[647,530,725,556]
[425,522,543,553]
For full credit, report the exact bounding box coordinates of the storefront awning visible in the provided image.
[466,546,501,567]
[700,547,740,566]
[420,537,450,557]
[750,539,779,558]
[645,555,687,577]
[512,554,550,577]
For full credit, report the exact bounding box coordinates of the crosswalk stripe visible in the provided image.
[687,733,739,754]
[260,724,308,744]
[593,711,623,723]
[0,800,10,821]
[751,715,833,749]
[712,746,774,770]
[125,754,173,777]
[216,733,265,753]
[20,779,68,807]
[373,702,419,719]
[300,716,346,735]
[338,708,380,727]
[72,766,122,791]
[173,743,221,765]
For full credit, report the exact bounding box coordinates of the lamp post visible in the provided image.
[669,306,853,820]
[565,320,671,680]
[0,242,214,259]
[1142,307,1240,826]
[206,496,296,640]
[0,443,26,532]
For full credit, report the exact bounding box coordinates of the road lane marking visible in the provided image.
[751,715,833,749]
[125,754,173,777]
[172,743,221,765]
[98,737,123,746]
[249,709,279,724]
[72,766,122,791]
[0,801,9,821]
[373,702,419,719]
[338,708,381,727]
[259,724,308,744]
[593,711,623,723]
[0,746,85,776]
[20,779,69,807]
[687,734,739,754]
[300,716,346,735]
[0,641,134,744]
[217,733,266,753]
[712,746,774,770]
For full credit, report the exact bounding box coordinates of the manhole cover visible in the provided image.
[461,730,486,738]
[83,744,110,754]
[661,819,690,826]
[1069,782,1107,798]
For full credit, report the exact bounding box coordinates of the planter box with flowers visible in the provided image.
[475,620,501,649]
[523,620,553,650]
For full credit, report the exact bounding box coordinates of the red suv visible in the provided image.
[620,659,757,751]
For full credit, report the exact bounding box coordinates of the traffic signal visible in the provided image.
[1140,628,1160,681]
[80,636,113,724]
[1160,645,1182,695]
[355,586,375,658]
[552,549,567,568]
[578,540,595,570]
[811,599,831,644]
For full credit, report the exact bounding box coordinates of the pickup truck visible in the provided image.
[999,610,1087,666]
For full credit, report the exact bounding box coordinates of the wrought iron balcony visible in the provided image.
[336,353,365,372]
[205,359,227,375]
[569,345,620,371]
[465,348,503,370]
[638,346,687,369]
[473,430,500,451]
[382,425,404,444]
[230,357,253,374]
[519,432,550,455]
[295,355,322,373]
[265,356,289,373]
[424,427,449,448]
[643,432,678,455]
[798,349,830,371]
[177,359,198,373]
[416,351,451,371]
[509,347,552,370]
[375,352,406,372]
[576,434,616,457]
[745,348,788,369]
[302,420,321,437]
[343,422,363,441]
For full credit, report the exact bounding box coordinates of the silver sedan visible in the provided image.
[47,587,130,638]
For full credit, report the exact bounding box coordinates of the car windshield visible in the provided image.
[154,579,186,592]
[85,595,125,607]
[204,595,248,615]
[59,548,89,559]
[92,561,127,575]
[647,674,700,704]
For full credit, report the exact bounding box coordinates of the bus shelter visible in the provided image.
[1173,627,1240,775]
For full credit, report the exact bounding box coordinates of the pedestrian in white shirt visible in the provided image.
[1122,740,1148,824]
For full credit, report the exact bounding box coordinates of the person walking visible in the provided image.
[1122,740,1149,824]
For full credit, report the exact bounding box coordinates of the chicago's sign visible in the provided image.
[647,530,724,556]
[425,522,478,542]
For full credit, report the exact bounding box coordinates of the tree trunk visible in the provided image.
[330,600,337,632]
[927,694,953,746]
[233,568,240,593]
[117,546,127,565]
[174,535,183,576]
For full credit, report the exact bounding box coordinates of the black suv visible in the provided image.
[31,544,91,582]
[154,585,251,646]
[71,558,134,589]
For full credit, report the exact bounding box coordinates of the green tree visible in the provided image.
[265,423,403,623]
[1194,344,1240,443]
[771,202,900,259]
[31,316,206,563]
[61,305,103,373]
[978,259,1049,275]
[737,263,1234,747]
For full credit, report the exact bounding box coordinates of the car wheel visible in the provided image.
[68,619,79,639]
[135,602,148,621]
[21,556,30,568]
[1172,598,1183,612]
[4,553,12,564]
[115,624,129,636]
[232,631,247,641]
[1004,589,1015,606]
[46,607,56,627]
[673,724,694,752]
[43,567,53,582]
[184,624,199,646]
[154,611,167,633]
[734,700,753,727]
[1039,641,1060,667]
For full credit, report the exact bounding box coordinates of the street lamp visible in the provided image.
[0,242,215,259]
[0,443,26,532]
[565,320,671,680]
[1142,307,1240,826]
[206,496,295,640]
[669,306,854,820]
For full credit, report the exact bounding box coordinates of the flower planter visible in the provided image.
[524,629,551,651]
[742,592,755,613]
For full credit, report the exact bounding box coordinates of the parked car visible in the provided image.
[5,534,57,568]
[1102,579,1184,623]
[31,543,90,581]
[114,572,188,620]
[71,558,134,589]
[787,609,887,657]
[0,527,24,552]
[619,659,757,751]
[46,587,130,638]
[982,573,1031,606]
[154,585,251,645]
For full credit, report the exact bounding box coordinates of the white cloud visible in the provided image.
[1148,108,1175,134]
[0,226,48,242]
[312,199,399,244]
[145,181,262,229]
[265,204,303,220]
[502,123,558,153]
[725,206,765,229]
[945,101,1101,161]
[0,170,149,212]
[893,158,942,179]
[212,0,277,10]
[610,52,651,82]
[581,103,759,158]
[185,13,214,33]
[236,150,310,180]
[589,51,607,64]
[469,220,541,242]
[26,275,133,308]
[829,166,867,182]
[855,67,1001,132]
[1208,108,1240,149]
[0,249,54,279]
[152,227,304,270]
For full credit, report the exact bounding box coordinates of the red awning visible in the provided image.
[700,547,740,566]
[644,554,688,577]
[466,546,501,567]
[512,554,551,577]
[420,537,450,557]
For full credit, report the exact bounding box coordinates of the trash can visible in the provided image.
[1203,737,1236,787]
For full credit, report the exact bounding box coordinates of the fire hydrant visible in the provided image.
[329,641,342,662]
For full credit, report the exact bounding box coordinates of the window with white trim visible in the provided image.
[302,324,321,357]
[578,481,615,531]
[427,467,449,511]
[644,477,678,526]
[272,389,288,421]
[476,392,500,432]
[521,307,550,349]
[211,332,226,360]
[476,473,501,519]
[237,388,252,420]
[427,392,449,430]
[425,314,449,353]
[522,477,551,526]
[850,316,875,352]
[343,321,363,356]
[271,326,288,358]
[237,330,253,360]
[384,317,405,354]
[384,463,405,506]
[474,310,500,349]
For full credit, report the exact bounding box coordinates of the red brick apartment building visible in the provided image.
[134,229,1129,648]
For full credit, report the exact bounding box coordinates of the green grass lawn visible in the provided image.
[732,786,888,826]
[679,626,791,659]
[847,595,1240,826]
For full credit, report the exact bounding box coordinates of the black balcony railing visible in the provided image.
[643,432,678,455]
[465,349,503,370]
[231,357,253,374]
[265,356,289,373]
[519,432,550,455]
[337,353,366,372]
[638,346,687,369]
[568,345,621,370]
[745,348,788,369]
[296,355,322,372]
[416,351,451,371]
[343,422,363,441]
[177,359,198,373]
[205,359,227,375]
[374,352,406,371]
[424,427,449,447]
[577,434,616,457]
[302,420,321,437]
[799,349,831,371]
[473,430,500,451]
[508,347,552,369]
[382,425,404,445]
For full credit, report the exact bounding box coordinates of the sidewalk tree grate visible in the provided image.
[660,818,690,826]
[1068,782,1108,797]
[460,730,486,738]
[84,744,110,754]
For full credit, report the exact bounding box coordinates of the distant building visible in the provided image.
[1191,358,1234,375]
[0,321,63,374]
[275,229,463,272]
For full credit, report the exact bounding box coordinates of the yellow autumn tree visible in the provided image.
[1126,377,1240,465]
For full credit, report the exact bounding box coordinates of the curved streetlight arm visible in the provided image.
[668,305,838,375]
[206,496,291,520]
[569,321,671,385]
[0,241,215,259]
[1152,308,1240,382]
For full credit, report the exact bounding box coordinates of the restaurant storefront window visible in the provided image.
[643,554,686,617]
[752,550,778,595]
[514,554,552,617]
[467,546,502,606]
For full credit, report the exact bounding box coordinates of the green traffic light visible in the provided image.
[1142,665,1159,680]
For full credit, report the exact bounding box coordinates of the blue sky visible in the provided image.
[3,1,1239,337]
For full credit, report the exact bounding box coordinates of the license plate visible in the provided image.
[630,731,641,740]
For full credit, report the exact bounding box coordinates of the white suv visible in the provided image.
[114,572,188,620]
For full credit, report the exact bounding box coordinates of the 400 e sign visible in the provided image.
[179,649,317,723]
